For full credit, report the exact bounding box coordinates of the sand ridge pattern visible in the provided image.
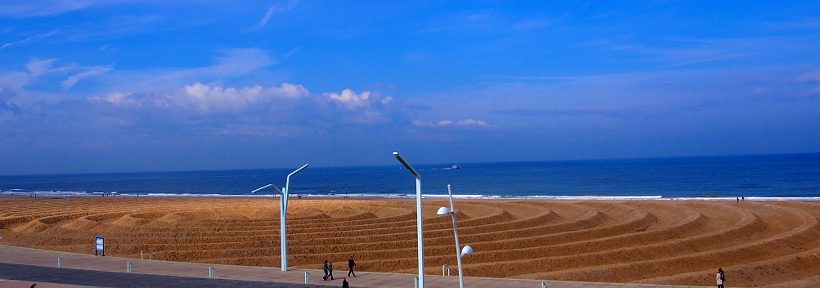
[0,197,818,287]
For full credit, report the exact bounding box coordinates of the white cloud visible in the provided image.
[454,119,490,126]
[181,82,265,112]
[90,91,141,108]
[413,118,492,128]
[325,88,392,110]
[92,84,404,125]
[91,82,309,113]
[271,82,309,99]
[61,65,113,89]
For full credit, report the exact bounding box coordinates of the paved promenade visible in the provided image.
[0,244,706,288]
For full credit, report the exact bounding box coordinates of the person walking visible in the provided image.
[342,278,350,288]
[347,255,357,277]
[323,259,330,281]
[716,267,725,288]
[328,261,335,280]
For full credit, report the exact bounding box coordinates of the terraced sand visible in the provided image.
[0,196,818,287]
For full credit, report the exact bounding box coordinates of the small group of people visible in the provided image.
[323,256,357,287]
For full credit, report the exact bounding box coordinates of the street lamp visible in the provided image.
[393,151,425,288]
[436,184,473,288]
[251,163,309,272]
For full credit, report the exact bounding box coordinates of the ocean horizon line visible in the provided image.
[2,151,818,178]
[2,152,818,199]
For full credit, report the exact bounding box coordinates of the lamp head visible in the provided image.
[436,207,451,215]
[461,245,474,257]
[392,151,420,178]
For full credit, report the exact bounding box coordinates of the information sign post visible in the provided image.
[95,237,105,256]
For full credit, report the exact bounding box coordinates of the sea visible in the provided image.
[1,153,819,201]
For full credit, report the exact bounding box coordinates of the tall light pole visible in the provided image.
[251,163,309,272]
[436,184,473,288]
[393,151,425,288]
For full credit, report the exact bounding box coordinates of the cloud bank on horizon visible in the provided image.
[0,0,819,174]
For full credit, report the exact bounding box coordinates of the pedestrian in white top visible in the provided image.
[716,267,725,288]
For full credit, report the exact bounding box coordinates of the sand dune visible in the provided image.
[0,196,817,286]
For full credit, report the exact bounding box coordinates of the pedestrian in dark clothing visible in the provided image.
[328,261,335,280]
[323,259,330,280]
[342,278,349,288]
[348,255,357,277]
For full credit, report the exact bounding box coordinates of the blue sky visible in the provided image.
[1,1,819,175]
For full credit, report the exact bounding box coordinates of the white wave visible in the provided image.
[522,195,664,200]
[664,196,820,201]
[2,190,818,201]
[0,190,90,197]
[142,193,272,198]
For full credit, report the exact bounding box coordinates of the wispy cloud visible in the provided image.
[413,118,492,128]
[511,19,551,31]
[63,14,166,42]
[0,58,65,91]
[248,6,277,31]
[417,10,504,35]
[798,70,820,82]
[243,1,299,32]
[764,17,820,31]
[494,107,629,118]
[584,35,813,67]
[0,58,74,117]
[0,86,22,116]
[606,39,753,67]
[0,0,99,18]
[1,28,59,49]
[61,65,113,89]
[102,48,275,93]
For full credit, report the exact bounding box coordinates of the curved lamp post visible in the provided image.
[393,151,425,288]
[251,163,309,271]
[436,184,473,288]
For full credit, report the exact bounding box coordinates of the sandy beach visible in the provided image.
[0,196,817,287]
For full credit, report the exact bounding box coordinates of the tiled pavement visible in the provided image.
[0,245,706,288]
